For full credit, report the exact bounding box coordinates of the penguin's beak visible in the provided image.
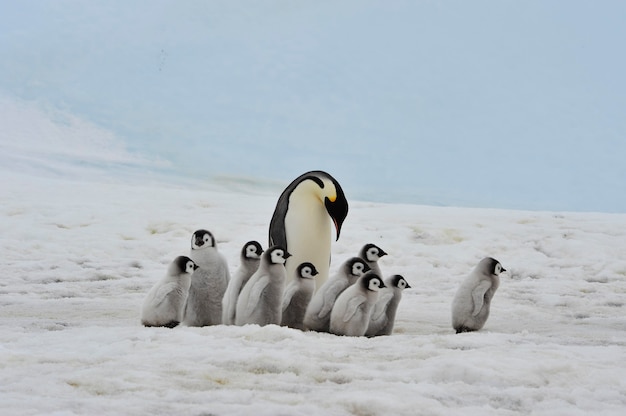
[193,264,200,270]
[325,192,348,241]
[284,251,292,259]
[332,217,342,240]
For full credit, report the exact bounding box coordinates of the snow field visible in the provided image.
[2,172,626,415]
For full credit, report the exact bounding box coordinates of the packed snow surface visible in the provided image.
[2,166,626,415]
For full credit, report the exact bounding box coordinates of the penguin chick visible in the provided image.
[235,246,291,326]
[329,271,386,336]
[365,274,411,337]
[183,229,230,327]
[269,170,349,290]
[281,262,318,330]
[222,241,264,325]
[452,257,506,333]
[358,243,387,276]
[141,256,198,328]
[303,257,371,333]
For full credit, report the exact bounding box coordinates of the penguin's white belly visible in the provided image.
[284,199,331,288]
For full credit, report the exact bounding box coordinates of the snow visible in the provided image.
[2,102,626,415]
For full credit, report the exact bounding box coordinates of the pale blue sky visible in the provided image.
[1,1,625,212]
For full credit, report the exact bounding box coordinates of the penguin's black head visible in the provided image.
[480,257,506,276]
[322,174,349,241]
[390,274,411,289]
[173,255,199,275]
[360,271,385,292]
[297,262,319,279]
[299,171,349,241]
[191,229,215,250]
[268,170,348,247]
[346,257,371,277]
[361,243,387,262]
[242,240,264,259]
[265,245,291,265]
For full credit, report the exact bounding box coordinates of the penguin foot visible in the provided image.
[455,326,475,334]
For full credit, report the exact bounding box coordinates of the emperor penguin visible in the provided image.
[303,257,370,332]
[281,262,319,330]
[222,241,264,325]
[358,243,388,276]
[183,229,230,327]
[329,271,386,337]
[141,256,198,328]
[365,274,411,337]
[269,170,349,290]
[452,257,506,333]
[235,245,291,326]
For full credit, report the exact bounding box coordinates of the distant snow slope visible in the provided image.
[0,96,168,180]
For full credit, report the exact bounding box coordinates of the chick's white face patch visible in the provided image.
[352,262,366,276]
[368,278,382,291]
[367,247,380,261]
[301,266,315,278]
[246,244,260,259]
[271,249,286,264]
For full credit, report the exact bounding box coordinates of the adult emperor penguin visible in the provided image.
[269,170,349,290]
[281,262,319,330]
[222,241,264,325]
[183,229,230,327]
[235,245,291,326]
[452,257,506,333]
[141,256,198,328]
[303,257,370,332]
[358,243,388,276]
[329,271,386,337]
[365,274,411,337]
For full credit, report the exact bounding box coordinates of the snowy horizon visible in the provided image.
[1,1,625,213]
